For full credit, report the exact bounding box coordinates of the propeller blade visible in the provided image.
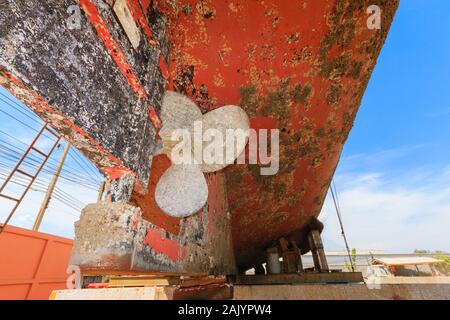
[155,164,208,218]
[200,105,250,173]
[160,91,202,158]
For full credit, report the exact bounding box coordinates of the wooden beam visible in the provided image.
[33,142,70,231]
[108,275,226,288]
[234,272,364,285]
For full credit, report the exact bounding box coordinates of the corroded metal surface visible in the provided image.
[151,0,399,269]
[155,163,208,217]
[0,0,167,186]
[1,0,399,273]
[73,173,236,275]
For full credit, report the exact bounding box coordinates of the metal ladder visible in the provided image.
[0,124,61,233]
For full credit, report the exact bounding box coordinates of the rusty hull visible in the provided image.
[149,0,399,270]
[0,0,167,186]
[0,0,399,274]
[71,173,236,276]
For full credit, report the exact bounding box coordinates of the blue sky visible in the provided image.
[348,0,450,169]
[0,87,102,237]
[321,0,450,253]
[0,1,449,253]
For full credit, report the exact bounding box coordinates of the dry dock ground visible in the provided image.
[51,283,450,300]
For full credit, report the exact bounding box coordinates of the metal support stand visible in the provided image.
[266,237,304,274]
[279,237,303,273]
[307,229,329,272]
[266,247,281,274]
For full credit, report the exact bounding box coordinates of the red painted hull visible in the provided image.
[0,0,399,273]
[133,0,399,269]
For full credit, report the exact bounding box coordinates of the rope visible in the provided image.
[330,180,355,272]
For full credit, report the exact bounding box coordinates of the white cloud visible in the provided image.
[320,161,450,253]
[0,88,102,239]
[338,144,427,173]
[0,175,98,239]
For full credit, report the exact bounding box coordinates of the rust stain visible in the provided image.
[148,105,162,131]
[80,0,148,98]
[144,227,186,261]
[150,0,399,269]
[159,55,170,80]
[0,68,133,181]
[126,0,157,46]
[131,154,181,234]
[1,0,398,272]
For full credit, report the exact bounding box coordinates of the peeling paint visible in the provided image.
[0,0,167,187]
[154,0,399,270]
[1,0,399,273]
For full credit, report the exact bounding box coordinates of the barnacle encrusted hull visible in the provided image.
[0,0,399,273]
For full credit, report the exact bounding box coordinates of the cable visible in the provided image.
[70,143,103,180]
[0,170,86,210]
[0,145,101,189]
[0,96,43,127]
[0,157,91,209]
[0,110,100,183]
[0,132,102,183]
[0,158,100,192]
[0,178,84,214]
[0,96,99,227]
[0,171,85,216]
[0,109,54,141]
[0,147,92,205]
[333,180,343,218]
[330,180,355,272]
[0,98,103,182]
[0,91,37,117]
[0,176,82,212]
[67,149,102,183]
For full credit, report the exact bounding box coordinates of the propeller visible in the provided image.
[155,91,250,218]
[155,164,208,218]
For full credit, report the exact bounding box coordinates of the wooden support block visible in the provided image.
[171,283,233,300]
[113,0,141,49]
[308,229,329,272]
[108,275,226,288]
[234,272,364,285]
[51,282,233,300]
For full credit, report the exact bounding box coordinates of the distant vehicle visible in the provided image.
[366,257,450,284]
[366,264,392,278]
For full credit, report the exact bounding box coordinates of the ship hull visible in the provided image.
[136,0,399,270]
[0,0,399,273]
